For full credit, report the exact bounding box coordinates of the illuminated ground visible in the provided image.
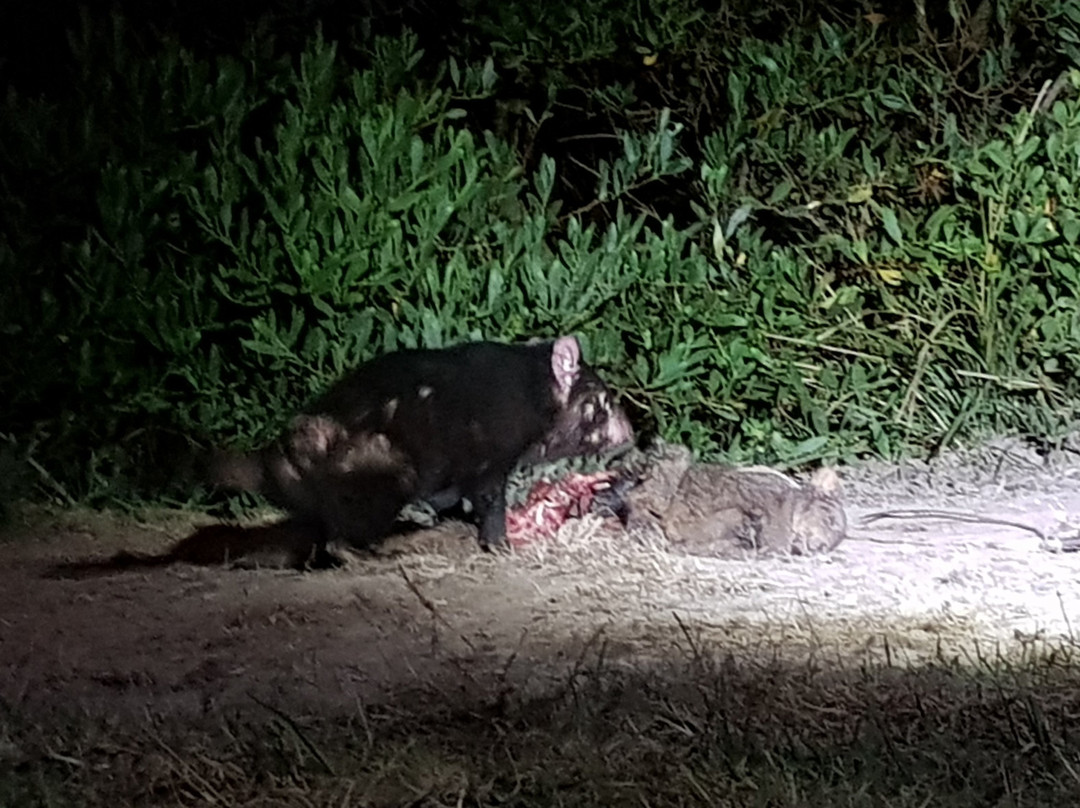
[3,436,1079,723]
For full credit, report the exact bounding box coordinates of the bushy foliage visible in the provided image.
[2,0,1080,505]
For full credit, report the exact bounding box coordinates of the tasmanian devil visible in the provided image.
[213,336,633,559]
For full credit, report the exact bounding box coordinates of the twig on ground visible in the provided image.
[397,562,476,653]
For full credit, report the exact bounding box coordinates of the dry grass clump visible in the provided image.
[4,637,1080,807]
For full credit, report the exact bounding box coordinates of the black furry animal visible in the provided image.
[214,336,633,558]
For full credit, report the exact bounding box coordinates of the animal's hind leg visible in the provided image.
[285,517,345,570]
[318,472,410,555]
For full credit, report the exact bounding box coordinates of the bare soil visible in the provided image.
[5,437,1080,719]
[4,437,1080,804]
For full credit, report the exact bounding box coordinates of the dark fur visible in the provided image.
[214,337,633,558]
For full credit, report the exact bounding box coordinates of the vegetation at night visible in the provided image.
[2,0,1079,501]
[6,5,1080,807]
[6,645,1080,807]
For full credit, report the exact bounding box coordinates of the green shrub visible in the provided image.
[4,1,1080,506]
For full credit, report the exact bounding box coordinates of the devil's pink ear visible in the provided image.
[550,336,582,403]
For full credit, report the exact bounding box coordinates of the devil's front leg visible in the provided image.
[466,472,511,551]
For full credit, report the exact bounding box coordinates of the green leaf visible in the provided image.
[341,187,362,213]
[1015,136,1041,164]
[981,140,1011,170]
[924,205,955,242]
[880,207,903,246]
[767,180,793,205]
[1062,215,1080,245]
[847,185,873,204]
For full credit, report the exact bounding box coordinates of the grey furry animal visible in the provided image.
[618,442,847,558]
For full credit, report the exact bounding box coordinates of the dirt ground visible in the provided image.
[3,436,1080,728]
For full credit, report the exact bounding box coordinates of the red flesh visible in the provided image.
[505,470,617,547]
